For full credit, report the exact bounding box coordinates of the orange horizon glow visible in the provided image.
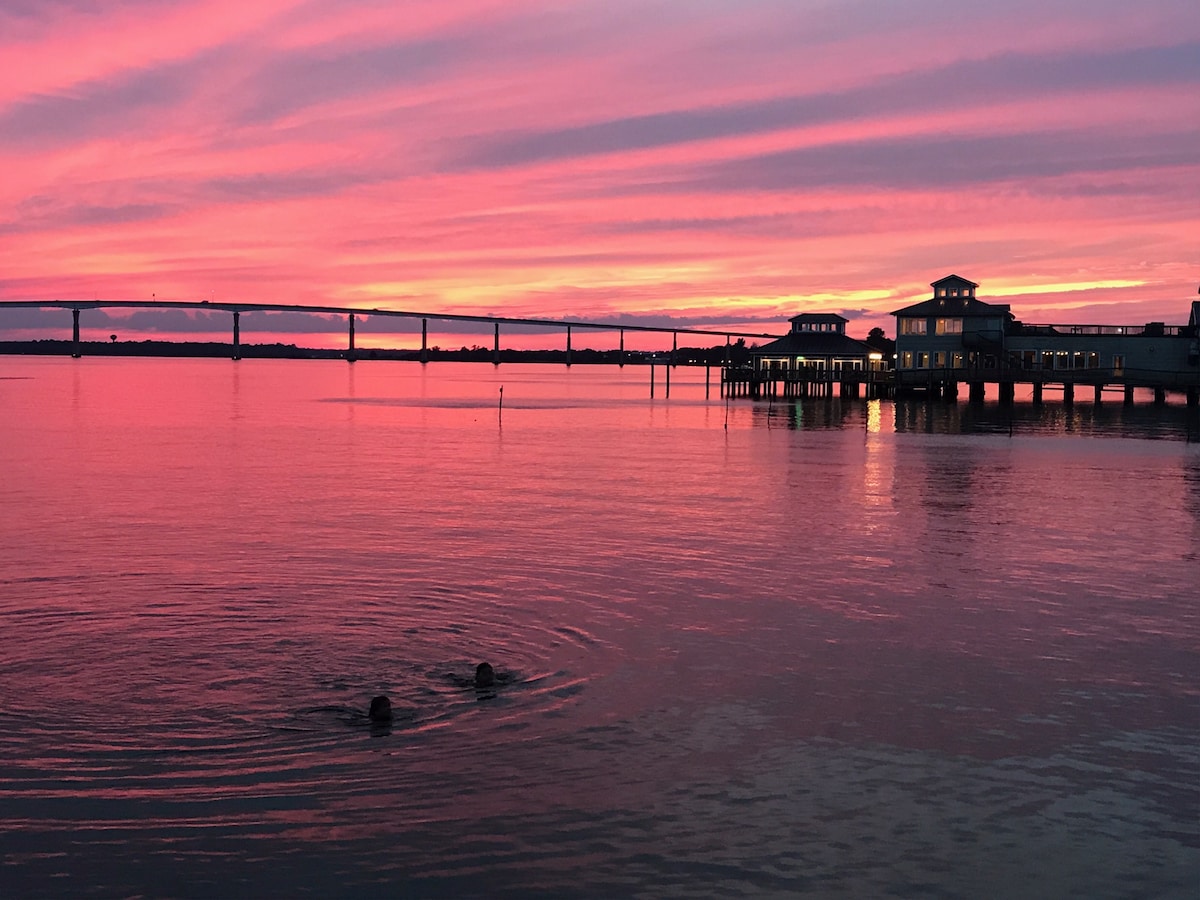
[1,1,1198,343]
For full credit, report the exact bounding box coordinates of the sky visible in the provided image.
[1,0,1198,348]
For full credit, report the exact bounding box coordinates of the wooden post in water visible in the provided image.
[665,359,671,398]
[1063,383,1074,404]
[232,311,241,361]
[420,318,428,364]
[650,361,655,398]
[1124,385,1134,404]
[705,364,710,399]
[671,331,677,367]
[71,308,81,358]
[493,322,500,366]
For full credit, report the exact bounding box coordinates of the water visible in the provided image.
[1,357,1197,899]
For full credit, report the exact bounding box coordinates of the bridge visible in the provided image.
[0,299,782,364]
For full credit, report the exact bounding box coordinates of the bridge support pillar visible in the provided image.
[619,329,625,368]
[71,308,81,358]
[969,382,985,403]
[347,313,355,361]
[1063,383,1074,405]
[420,318,428,364]
[671,332,677,367]
[1124,385,1135,404]
[493,322,500,366]
[566,325,572,367]
[232,311,241,361]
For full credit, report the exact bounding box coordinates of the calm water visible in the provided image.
[1,357,1197,899]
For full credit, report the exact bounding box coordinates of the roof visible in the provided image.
[931,274,980,289]
[789,312,848,324]
[1190,300,1200,329]
[891,295,1012,318]
[751,332,874,357]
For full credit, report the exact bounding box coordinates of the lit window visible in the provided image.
[935,318,963,335]
[901,351,914,368]
[917,352,929,368]
[901,318,927,335]
[934,351,946,368]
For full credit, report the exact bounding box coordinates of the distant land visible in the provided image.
[0,339,755,366]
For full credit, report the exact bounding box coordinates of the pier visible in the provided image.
[722,366,894,400]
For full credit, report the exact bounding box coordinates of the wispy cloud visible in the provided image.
[1,0,1197,338]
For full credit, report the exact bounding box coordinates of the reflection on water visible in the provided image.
[760,393,1200,441]
[0,358,1197,898]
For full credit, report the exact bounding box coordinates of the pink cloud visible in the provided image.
[1,0,1198,342]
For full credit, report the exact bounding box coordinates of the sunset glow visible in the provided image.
[2,0,1198,344]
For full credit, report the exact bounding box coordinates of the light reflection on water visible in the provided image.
[0,357,1197,898]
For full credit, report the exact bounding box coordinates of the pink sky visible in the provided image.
[1,0,1198,346]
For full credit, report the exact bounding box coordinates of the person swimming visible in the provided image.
[474,662,495,689]
[368,695,393,722]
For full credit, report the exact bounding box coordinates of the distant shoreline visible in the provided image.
[0,339,750,366]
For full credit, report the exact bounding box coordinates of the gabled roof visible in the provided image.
[751,332,873,357]
[891,295,1012,318]
[931,274,979,289]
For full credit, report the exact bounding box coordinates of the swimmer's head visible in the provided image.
[368,695,393,722]
[474,662,495,688]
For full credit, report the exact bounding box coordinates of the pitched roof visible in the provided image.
[931,274,979,289]
[891,295,1012,317]
[751,332,873,357]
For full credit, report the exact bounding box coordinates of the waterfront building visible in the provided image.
[727,313,888,400]
[891,275,1200,403]
[750,313,882,374]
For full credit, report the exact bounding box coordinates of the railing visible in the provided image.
[1013,323,1191,337]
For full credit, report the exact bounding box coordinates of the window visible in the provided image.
[952,352,965,368]
[901,318,927,335]
[1113,354,1124,376]
[901,351,914,368]
[934,351,946,368]
[937,288,947,297]
[917,352,930,368]
[935,318,963,335]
